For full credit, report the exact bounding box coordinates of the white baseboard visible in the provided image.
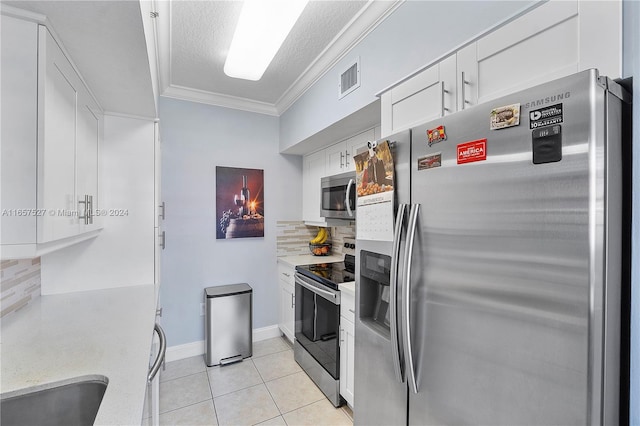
[253,324,282,341]
[165,324,282,363]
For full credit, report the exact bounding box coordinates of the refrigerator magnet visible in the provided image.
[457,139,487,164]
[490,103,520,130]
[418,153,442,170]
[427,125,446,146]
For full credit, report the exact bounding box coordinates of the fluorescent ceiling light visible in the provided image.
[224,0,309,81]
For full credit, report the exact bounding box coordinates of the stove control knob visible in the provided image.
[344,243,349,248]
[349,243,355,249]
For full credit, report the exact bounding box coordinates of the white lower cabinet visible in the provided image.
[278,264,295,342]
[340,288,355,407]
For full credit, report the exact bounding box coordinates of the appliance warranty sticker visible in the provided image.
[427,125,446,146]
[490,103,520,130]
[457,139,487,164]
[529,103,563,129]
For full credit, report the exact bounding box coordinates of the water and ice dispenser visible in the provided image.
[359,250,392,336]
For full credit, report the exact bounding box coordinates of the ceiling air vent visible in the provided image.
[338,57,360,99]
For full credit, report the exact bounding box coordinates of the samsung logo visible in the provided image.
[523,92,571,109]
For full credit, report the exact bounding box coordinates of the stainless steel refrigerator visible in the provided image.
[354,69,629,425]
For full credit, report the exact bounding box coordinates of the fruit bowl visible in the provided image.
[309,242,332,256]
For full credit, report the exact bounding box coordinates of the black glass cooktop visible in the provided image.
[295,254,355,291]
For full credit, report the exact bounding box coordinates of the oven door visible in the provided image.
[294,273,341,379]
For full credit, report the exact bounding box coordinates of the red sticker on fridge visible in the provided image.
[457,139,487,164]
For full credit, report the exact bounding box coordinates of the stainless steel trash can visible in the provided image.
[204,283,252,367]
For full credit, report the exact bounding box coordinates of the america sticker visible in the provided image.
[457,139,486,164]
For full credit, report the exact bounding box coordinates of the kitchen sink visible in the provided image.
[0,375,108,426]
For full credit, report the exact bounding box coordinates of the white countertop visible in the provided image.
[339,281,355,297]
[1,284,157,425]
[277,253,344,268]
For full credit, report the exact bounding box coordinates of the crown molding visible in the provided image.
[1,4,46,23]
[155,0,401,117]
[161,84,279,116]
[274,0,403,115]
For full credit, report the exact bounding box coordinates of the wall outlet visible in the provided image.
[200,302,205,316]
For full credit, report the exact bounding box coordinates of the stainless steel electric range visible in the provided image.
[293,238,355,407]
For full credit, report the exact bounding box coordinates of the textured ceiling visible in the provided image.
[2,0,399,118]
[169,1,366,105]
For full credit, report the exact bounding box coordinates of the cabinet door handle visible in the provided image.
[349,309,355,314]
[291,293,294,309]
[78,195,90,225]
[88,195,93,225]
[345,150,350,167]
[160,231,166,250]
[340,151,345,168]
[283,272,290,277]
[159,202,165,220]
[461,71,470,110]
[441,81,450,116]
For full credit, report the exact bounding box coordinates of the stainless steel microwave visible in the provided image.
[320,171,356,220]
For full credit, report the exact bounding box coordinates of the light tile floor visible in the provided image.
[147,336,353,426]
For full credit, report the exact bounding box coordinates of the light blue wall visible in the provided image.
[159,97,302,347]
[623,1,639,423]
[279,0,538,152]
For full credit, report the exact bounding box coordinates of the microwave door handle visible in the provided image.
[390,203,407,383]
[345,179,354,217]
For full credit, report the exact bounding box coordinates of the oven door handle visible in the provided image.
[295,273,340,305]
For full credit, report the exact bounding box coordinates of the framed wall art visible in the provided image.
[216,166,264,239]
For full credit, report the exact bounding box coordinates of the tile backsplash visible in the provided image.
[1,258,41,319]
[276,221,355,257]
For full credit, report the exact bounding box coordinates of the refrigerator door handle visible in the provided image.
[403,203,420,394]
[390,203,407,383]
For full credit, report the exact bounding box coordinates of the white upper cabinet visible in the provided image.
[461,0,621,106]
[302,127,376,225]
[1,16,103,258]
[37,25,103,241]
[345,128,375,172]
[381,54,456,137]
[325,142,350,177]
[380,0,621,137]
[38,26,79,242]
[302,150,327,225]
[325,128,375,176]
